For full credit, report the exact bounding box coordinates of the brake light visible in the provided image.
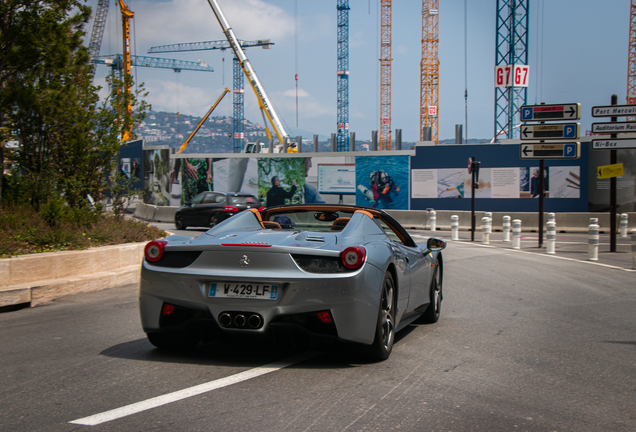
[222,206,239,212]
[161,304,175,315]
[340,246,366,270]
[316,311,333,324]
[144,240,167,262]
[258,206,265,212]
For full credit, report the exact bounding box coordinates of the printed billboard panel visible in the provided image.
[355,155,409,210]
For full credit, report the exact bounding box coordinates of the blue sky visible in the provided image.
[88,0,631,142]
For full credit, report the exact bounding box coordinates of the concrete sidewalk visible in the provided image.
[410,229,636,271]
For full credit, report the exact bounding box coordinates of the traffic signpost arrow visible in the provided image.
[591,121,636,134]
[591,104,636,117]
[520,123,579,140]
[519,142,580,159]
[521,104,580,121]
[591,138,636,150]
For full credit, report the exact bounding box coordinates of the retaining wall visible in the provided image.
[0,243,147,308]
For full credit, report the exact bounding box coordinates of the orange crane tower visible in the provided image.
[627,0,636,112]
[118,0,134,141]
[379,0,392,150]
[420,1,439,144]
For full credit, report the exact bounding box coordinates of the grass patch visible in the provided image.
[0,204,166,258]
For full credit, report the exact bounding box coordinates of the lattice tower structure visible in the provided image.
[337,0,350,151]
[420,1,439,144]
[627,0,636,120]
[233,57,245,152]
[149,40,274,153]
[494,0,528,140]
[87,0,109,69]
[379,0,392,150]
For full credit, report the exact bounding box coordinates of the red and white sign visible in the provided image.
[495,64,529,88]
[381,118,390,125]
[428,106,437,117]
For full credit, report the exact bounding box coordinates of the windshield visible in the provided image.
[229,195,261,206]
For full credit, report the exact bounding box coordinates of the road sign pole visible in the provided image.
[610,94,617,252]
[538,104,545,249]
[539,158,545,248]
[471,156,476,242]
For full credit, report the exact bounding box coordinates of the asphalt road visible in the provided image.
[1,236,635,431]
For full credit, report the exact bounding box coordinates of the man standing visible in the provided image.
[266,176,297,207]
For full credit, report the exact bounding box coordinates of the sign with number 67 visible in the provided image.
[495,64,529,88]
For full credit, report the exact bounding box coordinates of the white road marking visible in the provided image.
[69,352,318,426]
[464,241,636,272]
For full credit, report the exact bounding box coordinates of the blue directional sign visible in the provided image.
[564,143,577,157]
[520,123,579,140]
[520,142,581,159]
[520,103,580,121]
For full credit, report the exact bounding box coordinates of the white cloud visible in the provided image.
[133,0,294,47]
[282,88,309,98]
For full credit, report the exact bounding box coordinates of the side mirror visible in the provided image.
[427,238,446,251]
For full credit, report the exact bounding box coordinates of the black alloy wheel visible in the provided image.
[421,259,442,323]
[175,215,186,230]
[209,214,220,228]
[369,271,396,360]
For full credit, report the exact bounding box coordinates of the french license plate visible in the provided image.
[209,282,278,300]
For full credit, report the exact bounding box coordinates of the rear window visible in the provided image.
[229,196,260,205]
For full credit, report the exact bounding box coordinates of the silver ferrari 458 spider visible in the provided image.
[140,204,446,360]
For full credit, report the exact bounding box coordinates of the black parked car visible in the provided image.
[174,192,263,230]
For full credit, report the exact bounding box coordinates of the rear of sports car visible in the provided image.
[139,213,391,350]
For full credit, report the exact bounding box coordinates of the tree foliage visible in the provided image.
[1,0,150,211]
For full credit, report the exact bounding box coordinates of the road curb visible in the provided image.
[0,243,148,309]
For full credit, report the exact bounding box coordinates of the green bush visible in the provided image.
[0,204,166,258]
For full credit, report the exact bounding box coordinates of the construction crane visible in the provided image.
[379,0,391,151]
[336,0,350,152]
[177,88,230,154]
[205,0,294,152]
[421,1,439,145]
[149,39,274,153]
[494,0,529,141]
[87,0,214,141]
[87,0,109,74]
[627,0,636,115]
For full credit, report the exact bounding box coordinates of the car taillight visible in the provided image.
[316,311,333,324]
[340,246,366,270]
[145,240,167,262]
[162,304,175,315]
[221,206,239,212]
[258,206,265,212]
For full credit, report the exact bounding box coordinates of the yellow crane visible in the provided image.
[117,0,134,141]
[421,1,439,144]
[177,88,230,154]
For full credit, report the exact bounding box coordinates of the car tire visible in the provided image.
[420,259,442,324]
[146,329,200,351]
[175,216,186,230]
[209,214,220,228]
[369,271,396,360]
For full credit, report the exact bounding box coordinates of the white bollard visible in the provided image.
[631,229,636,270]
[512,219,521,249]
[548,213,556,224]
[430,210,436,232]
[546,221,556,254]
[620,213,628,238]
[481,216,491,245]
[503,216,511,242]
[588,218,599,261]
[485,212,492,233]
[451,215,459,241]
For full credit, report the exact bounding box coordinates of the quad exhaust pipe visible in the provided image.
[218,312,263,329]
